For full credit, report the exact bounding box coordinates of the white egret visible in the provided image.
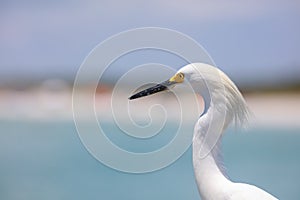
[129,63,278,200]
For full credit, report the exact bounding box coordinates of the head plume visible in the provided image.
[179,63,251,128]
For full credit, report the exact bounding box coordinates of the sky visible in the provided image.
[0,0,300,87]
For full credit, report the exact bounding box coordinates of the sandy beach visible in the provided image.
[0,88,299,128]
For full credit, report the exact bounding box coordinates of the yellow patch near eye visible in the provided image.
[169,72,184,83]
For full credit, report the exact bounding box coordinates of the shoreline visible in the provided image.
[0,89,299,128]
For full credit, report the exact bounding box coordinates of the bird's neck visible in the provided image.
[192,104,232,200]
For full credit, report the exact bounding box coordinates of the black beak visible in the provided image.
[128,80,176,100]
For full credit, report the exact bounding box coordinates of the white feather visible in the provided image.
[178,63,277,200]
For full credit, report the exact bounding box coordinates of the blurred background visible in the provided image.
[0,0,300,199]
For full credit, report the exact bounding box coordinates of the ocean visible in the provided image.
[0,120,299,199]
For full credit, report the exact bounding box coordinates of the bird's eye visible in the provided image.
[169,72,184,83]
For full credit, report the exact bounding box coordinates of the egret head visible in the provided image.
[128,71,185,100]
[128,63,250,127]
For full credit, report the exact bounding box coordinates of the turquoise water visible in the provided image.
[0,121,299,199]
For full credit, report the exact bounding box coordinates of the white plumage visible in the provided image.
[178,63,278,200]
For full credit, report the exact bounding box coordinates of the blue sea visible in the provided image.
[0,120,299,199]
